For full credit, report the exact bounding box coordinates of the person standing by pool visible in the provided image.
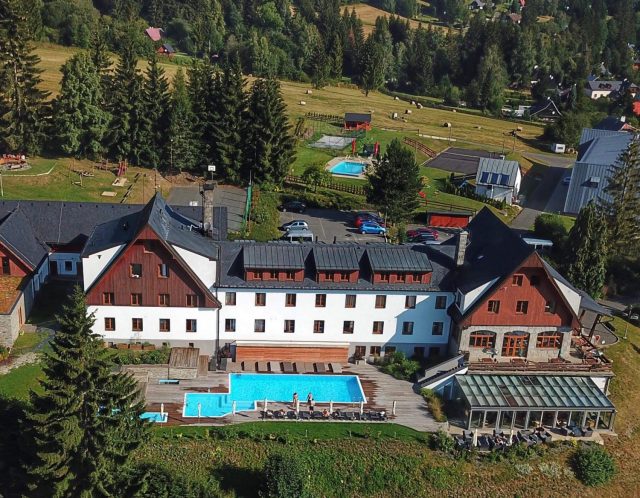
[293,392,299,407]
[307,392,314,411]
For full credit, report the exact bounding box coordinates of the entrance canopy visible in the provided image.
[456,374,614,411]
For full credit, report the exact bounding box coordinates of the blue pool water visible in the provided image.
[140,412,168,423]
[183,374,366,418]
[330,161,365,176]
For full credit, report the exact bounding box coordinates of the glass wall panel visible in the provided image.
[598,411,613,430]
[470,411,483,428]
[528,411,543,429]
[556,411,570,427]
[585,412,598,429]
[514,411,527,429]
[484,411,498,428]
[542,411,555,427]
[498,411,514,430]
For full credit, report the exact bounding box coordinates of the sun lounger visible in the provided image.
[315,362,327,373]
[262,410,274,419]
[311,411,323,419]
[329,362,342,374]
[283,362,294,373]
[268,361,282,373]
[286,411,298,420]
[463,430,473,441]
[299,411,311,420]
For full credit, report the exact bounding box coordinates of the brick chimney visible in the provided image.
[455,230,469,267]
[201,181,216,237]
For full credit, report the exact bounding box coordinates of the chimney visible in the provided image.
[201,181,216,237]
[455,230,469,267]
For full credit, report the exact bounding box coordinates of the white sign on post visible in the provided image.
[207,165,216,172]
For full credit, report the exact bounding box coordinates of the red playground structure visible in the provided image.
[117,160,128,177]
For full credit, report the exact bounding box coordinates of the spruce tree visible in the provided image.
[564,202,608,299]
[140,54,171,170]
[169,68,200,172]
[310,38,330,89]
[366,138,421,223]
[0,0,50,154]
[53,52,110,159]
[471,44,507,115]
[360,37,386,96]
[88,25,112,100]
[600,138,640,255]
[188,59,220,170]
[243,79,295,185]
[27,287,147,497]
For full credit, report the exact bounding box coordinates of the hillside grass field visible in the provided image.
[349,2,447,34]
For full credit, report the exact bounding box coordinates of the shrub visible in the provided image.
[378,352,421,381]
[110,347,171,365]
[0,346,9,362]
[133,463,221,497]
[573,445,616,487]
[420,388,447,422]
[430,430,455,453]
[261,453,308,498]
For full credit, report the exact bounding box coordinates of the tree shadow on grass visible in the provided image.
[212,465,262,498]
[0,396,31,498]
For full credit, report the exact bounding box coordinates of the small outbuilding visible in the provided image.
[475,158,522,205]
[344,112,372,131]
[157,44,176,57]
[145,27,163,42]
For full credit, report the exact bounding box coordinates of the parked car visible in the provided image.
[360,222,387,235]
[409,232,437,243]
[562,176,572,186]
[280,220,309,232]
[354,212,385,228]
[406,227,439,240]
[278,200,306,213]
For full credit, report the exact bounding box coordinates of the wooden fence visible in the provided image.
[305,112,342,125]
[403,137,437,158]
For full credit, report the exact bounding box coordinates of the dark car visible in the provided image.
[409,232,437,243]
[278,200,306,213]
[354,212,385,228]
[406,227,439,240]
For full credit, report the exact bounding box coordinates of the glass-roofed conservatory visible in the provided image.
[456,374,616,431]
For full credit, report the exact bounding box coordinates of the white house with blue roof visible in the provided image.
[474,158,522,205]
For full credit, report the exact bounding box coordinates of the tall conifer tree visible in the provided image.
[140,54,171,169]
[169,68,200,172]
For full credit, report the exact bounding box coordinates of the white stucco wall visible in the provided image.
[171,245,217,288]
[49,252,82,276]
[82,245,124,290]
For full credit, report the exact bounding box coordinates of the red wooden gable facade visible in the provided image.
[86,226,219,309]
[461,253,578,329]
[0,242,33,277]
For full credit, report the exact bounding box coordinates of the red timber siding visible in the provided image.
[317,270,358,283]
[0,243,32,277]
[86,226,217,308]
[427,212,472,228]
[245,269,304,282]
[372,272,431,284]
[464,253,575,328]
[236,345,349,363]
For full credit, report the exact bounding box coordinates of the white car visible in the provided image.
[281,220,309,232]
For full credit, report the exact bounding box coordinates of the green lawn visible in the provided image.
[10,331,49,356]
[0,363,44,400]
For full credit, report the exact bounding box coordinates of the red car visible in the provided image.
[354,212,385,228]
[406,227,439,240]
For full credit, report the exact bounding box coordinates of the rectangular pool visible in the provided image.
[183,374,366,418]
[330,161,365,176]
[140,412,168,423]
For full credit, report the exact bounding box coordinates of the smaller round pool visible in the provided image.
[330,161,366,176]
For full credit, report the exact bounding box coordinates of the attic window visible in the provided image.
[587,176,601,188]
[130,263,142,278]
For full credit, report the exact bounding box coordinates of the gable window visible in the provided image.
[130,293,142,306]
[313,320,325,334]
[158,264,169,278]
[254,319,265,333]
[375,295,387,309]
[284,270,295,281]
[104,317,115,331]
[159,319,170,332]
[186,319,197,333]
[516,301,529,314]
[435,296,447,309]
[402,322,414,335]
[132,318,143,332]
[469,331,496,348]
[255,293,266,306]
[536,331,562,349]
[186,294,199,307]
[130,263,142,278]
[284,320,295,333]
[102,292,114,305]
[512,274,523,286]
[372,321,384,335]
[345,295,357,308]
[225,319,236,332]
[1,256,10,275]
[343,321,354,334]
[405,296,416,309]
[315,294,327,308]
[487,300,500,313]
[285,293,297,307]
[544,300,556,313]
[143,241,152,253]
[225,292,236,306]
[432,322,444,335]
[158,294,170,306]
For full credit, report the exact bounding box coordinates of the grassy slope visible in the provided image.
[350,2,447,34]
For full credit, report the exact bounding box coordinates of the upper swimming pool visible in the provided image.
[183,374,366,418]
[330,161,366,176]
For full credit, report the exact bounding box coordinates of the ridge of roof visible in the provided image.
[0,208,49,269]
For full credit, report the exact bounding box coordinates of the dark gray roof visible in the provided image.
[242,244,305,270]
[594,116,630,132]
[313,245,360,270]
[0,209,49,269]
[344,112,371,123]
[366,246,433,272]
[586,80,623,92]
[529,99,562,117]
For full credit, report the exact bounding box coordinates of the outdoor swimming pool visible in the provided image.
[330,160,366,176]
[140,412,167,423]
[183,374,366,417]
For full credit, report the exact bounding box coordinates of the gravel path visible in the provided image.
[0,325,54,375]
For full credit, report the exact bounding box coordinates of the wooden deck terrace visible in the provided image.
[142,363,443,432]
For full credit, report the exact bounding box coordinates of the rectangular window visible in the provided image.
[186,319,197,333]
[345,295,356,308]
[487,300,500,313]
[104,317,115,331]
[370,346,381,357]
[64,261,73,272]
[372,321,384,335]
[254,319,265,333]
[225,319,236,332]
[516,301,529,314]
[536,332,561,349]
[435,296,447,309]
[284,270,295,281]
[1,256,10,275]
[158,294,170,306]
[159,318,170,332]
[285,293,297,307]
[143,241,152,253]
[412,273,422,282]
[102,292,114,305]
[512,274,523,286]
[402,321,414,335]
[432,322,444,335]
[186,294,198,307]
[384,346,396,355]
[284,320,295,333]
[158,263,169,278]
[375,295,387,309]
[343,321,354,334]
[269,270,277,280]
[396,273,406,283]
[313,320,325,334]
[130,293,142,306]
[130,263,142,278]
[405,296,416,309]
[255,293,266,306]
[469,332,496,348]
[544,300,556,313]
[132,318,143,332]
[315,294,327,307]
[225,292,236,306]
[379,273,389,282]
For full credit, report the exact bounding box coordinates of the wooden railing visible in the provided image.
[403,136,437,158]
